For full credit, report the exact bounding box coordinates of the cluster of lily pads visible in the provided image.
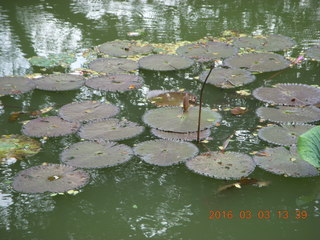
[1,33,320,194]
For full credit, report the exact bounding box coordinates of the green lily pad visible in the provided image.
[298,126,320,168]
[186,152,256,180]
[99,40,154,57]
[224,53,291,72]
[151,128,211,141]
[199,68,256,88]
[12,164,90,193]
[305,46,320,61]
[88,58,138,74]
[0,77,35,96]
[79,118,144,141]
[29,53,76,68]
[134,140,198,166]
[61,141,133,168]
[176,41,238,62]
[253,83,320,106]
[258,124,315,146]
[138,54,194,71]
[22,116,80,137]
[256,106,320,124]
[148,91,196,107]
[33,74,85,91]
[143,106,221,133]
[253,146,319,177]
[0,135,41,161]
[85,74,144,92]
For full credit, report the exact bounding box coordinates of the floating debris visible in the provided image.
[151,128,211,141]
[305,46,320,61]
[0,76,35,96]
[88,58,138,74]
[33,74,85,91]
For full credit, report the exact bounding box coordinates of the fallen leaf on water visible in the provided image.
[129,85,136,89]
[201,140,209,143]
[9,112,24,122]
[236,89,251,96]
[255,151,271,157]
[230,107,248,115]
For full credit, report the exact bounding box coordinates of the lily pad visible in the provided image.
[298,126,320,168]
[151,128,211,141]
[33,74,85,91]
[60,141,133,168]
[148,91,196,107]
[253,146,319,177]
[22,116,80,137]
[99,40,154,57]
[88,58,138,74]
[233,34,296,52]
[79,118,144,141]
[199,68,256,88]
[0,135,41,161]
[138,54,194,71]
[85,74,144,92]
[176,41,238,62]
[134,140,198,166]
[143,106,221,133]
[29,53,76,68]
[12,164,90,193]
[253,83,320,106]
[186,152,256,180]
[256,106,320,124]
[258,124,315,146]
[305,46,320,61]
[58,101,119,122]
[0,77,35,96]
[224,53,291,72]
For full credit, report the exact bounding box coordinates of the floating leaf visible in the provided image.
[134,139,198,166]
[99,40,153,57]
[12,164,89,193]
[305,46,320,61]
[151,128,210,141]
[33,74,85,91]
[88,58,138,74]
[148,91,196,107]
[29,53,76,68]
[0,76,35,96]
[230,107,247,115]
[186,152,256,180]
[298,126,320,168]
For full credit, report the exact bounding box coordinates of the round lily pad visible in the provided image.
[143,106,221,133]
[151,128,211,141]
[138,54,194,71]
[233,34,296,52]
[148,91,196,107]
[0,76,35,96]
[256,106,320,124]
[176,41,238,62]
[0,135,41,161]
[12,164,90,193]
[186,152,256,180]
[258,124,315,146]
[33,74,85,91]
[88,58,138,74]
[22,116,80,137]
[224,53,291,72]
[58,101,119,122]
[199,68,256,88]
[253,146,319,177]
[60,141,133,168]
[99,40,154,57]
[29,53,76,68]
[305,46,320,61]
[134,140,198,166]
[79,118,144,141]
[85,74,144,92]
[253,83,320,106]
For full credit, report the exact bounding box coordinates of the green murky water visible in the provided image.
[0,0,320,239]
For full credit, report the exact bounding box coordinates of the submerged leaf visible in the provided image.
[298,126,320,168]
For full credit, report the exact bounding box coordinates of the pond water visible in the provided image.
[0,0,320,239]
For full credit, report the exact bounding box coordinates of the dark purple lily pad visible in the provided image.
[99,40,154,57]
[305,46,320,61]
[12,164,90,193]
[85,74,143,92]
[151,128,211,141]
[88,58,138,74]
[33,74,85,91]
[186,152,256,180]
[22,116,80,137]
[148,91,196,107]
[0,77,35,96]
[60,141,133,168]
[253,83,320,106]
[134,139,198,166]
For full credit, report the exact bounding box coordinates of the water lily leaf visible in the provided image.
[305,46,320,61]
[79,118,144,141]
[12,164,89,193]
[138,54,194,71]
[29,53,76,68]
[134,139,198,166]
[22,116,80,137]
[33,74,85,91]
[0,77,35,96]
[253,83,320,106]
[186,151,256,180]
[199,68,256,88]
[99,40,154,57]
[224,53,291,72]
[85,74,143,92]
[254,146,319,177]
[61,141,133,168]
[88,58,138,74]
[148,91,196,107]
[258,124,315,146]
[298,126,320,168]
[151,128,211,141]
[143,106,222,133]
[256,106,320,124]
